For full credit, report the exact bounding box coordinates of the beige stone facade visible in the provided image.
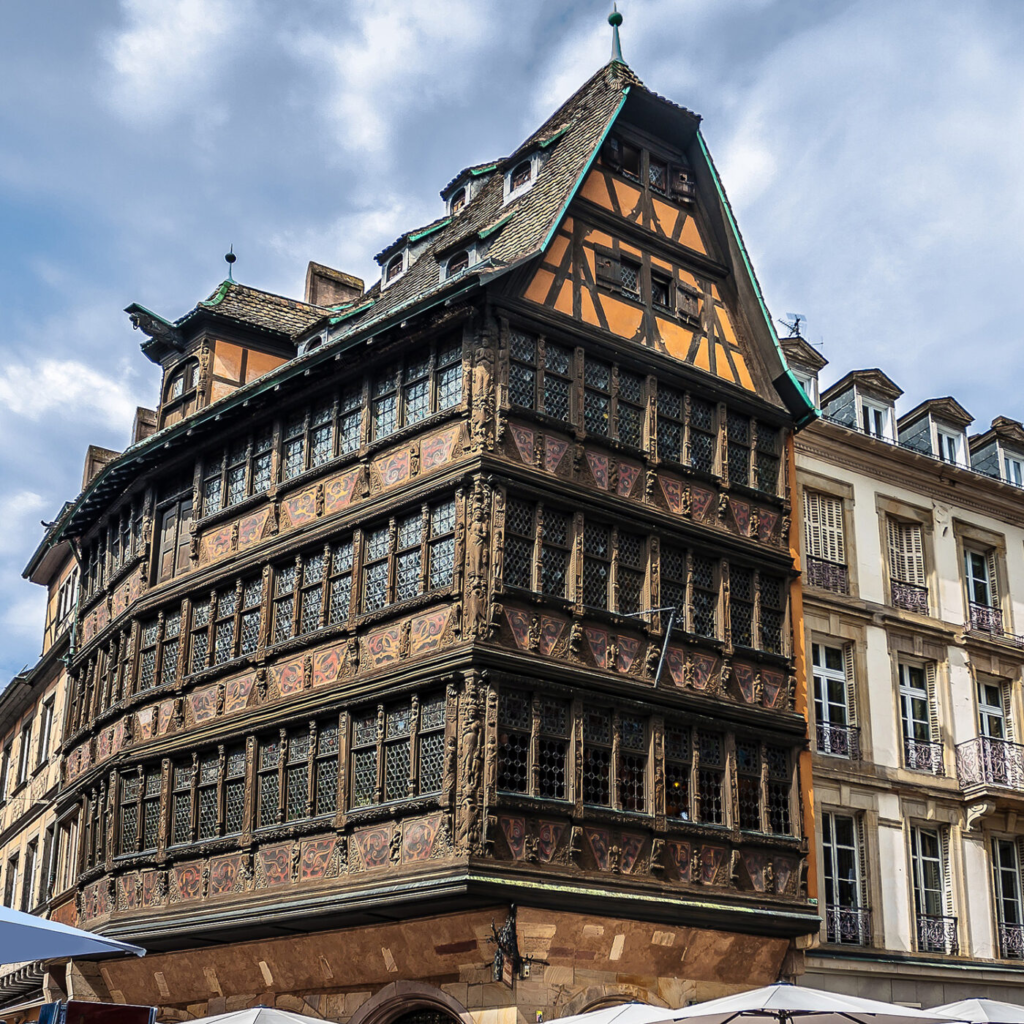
[789,336,1024,1006]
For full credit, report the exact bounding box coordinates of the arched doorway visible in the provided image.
[347,981,471,1024]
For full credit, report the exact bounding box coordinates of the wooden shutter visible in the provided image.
[843,645,858,727]
[940,828,954,918]
[987,549,1000,605]
[804,493,845,563]
[904,523,926,585]
[925,663,941,749]
[1002,683,1014,741]
[595,253,621,287]
[601,136,623,170]
[887,517,904,582]
[855,817,868,909]
[158,506,177,582]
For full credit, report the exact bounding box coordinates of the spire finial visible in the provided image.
[608,3,624,64]
[225,244,236,282]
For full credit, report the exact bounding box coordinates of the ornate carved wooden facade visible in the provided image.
[37,57,818,1010]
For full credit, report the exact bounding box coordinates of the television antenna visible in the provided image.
[778,312,806,338]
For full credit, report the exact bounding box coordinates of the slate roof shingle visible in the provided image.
[182,281,330,339]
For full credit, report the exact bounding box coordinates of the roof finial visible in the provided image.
[609,3,624,64]
[225,244,237,282]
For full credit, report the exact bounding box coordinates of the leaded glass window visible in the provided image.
[509,329,538,410]
[756,426,780,494]
[583,357,611,436]
[583,522,611,609]
[190,599,211,673]
[658,386,685,463]
[697,731,724,825]
[119,772,140,854]
[497,690,531,794]
[418,696,446,794]
[224,746,246,834]
[583,709,612,806]
[543,342,573,423]
[315,724,339,815]
[285,731,310,822]
[692,555,717,638]
[503,497,535,590]
[760,575,785,654]
[541,507,571,598]
[736,741,761,830]
[429,499,456,590]
[198,752,220,839]
[283,414,306,480]
[329,539,354,624]
[351,712,379,808]
[767,746,791,834]
[384,704,412,802]
[214,586,237,665]
[138,618,158,691]
[618,531,645,615]
[396,513,423,602]
[730,565,754,648]
[172,762,195,845]
[258,737,280,828]
[161,610,181,685]
[362,526,390,612]
[619,714,647,812]
[727,411,751,487]
[617,369,645,448]
[240,578,263,656]
[273,564,297,642]
[299,553,325,635]
[142,768,161,850]
[665,722,691,819]
[690,398,717,474]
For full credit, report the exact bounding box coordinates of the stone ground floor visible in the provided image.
[34,906,802,1024]
[798,950,1024,1007]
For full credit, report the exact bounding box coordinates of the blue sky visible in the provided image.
[2,0,1023,678]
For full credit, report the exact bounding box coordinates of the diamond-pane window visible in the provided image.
[620,261,640,299]
[541,508,571,598]
[731,566,754,648]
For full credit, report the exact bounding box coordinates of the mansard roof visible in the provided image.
[898,396,974,431]
[821,368,903,405]
[970,415,1024,452]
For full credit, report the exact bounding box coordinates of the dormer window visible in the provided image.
[862,400,891,440]
[165,358,199,404]
[937,428,963,465]
[385,254,405,283]
[1005,454,1024,487]
[648,159,668,195]
[511,161,531,191]
[446,250,470,278]
[450,187,467,216]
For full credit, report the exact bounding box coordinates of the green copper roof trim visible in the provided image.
[538,124,570,149]
[478,212,514,241]
[329,299,375,325]
[126,303,174,328]
[539,85,630,255]
[695,130,817,429]
[469,163,498,177]
[200,280,232,308]
[409,218,451,243]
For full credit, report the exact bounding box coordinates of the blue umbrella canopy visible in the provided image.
[0,904,145,965]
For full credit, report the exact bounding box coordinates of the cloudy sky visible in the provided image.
[1,0,1023,678]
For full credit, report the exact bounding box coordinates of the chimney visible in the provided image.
[305,262,364,307]
[132,407,158,446]
[82,445,120,489]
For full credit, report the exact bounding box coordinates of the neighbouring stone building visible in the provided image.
[788,334,1024,1006]
[0,531,77,1014]
[7,42,822,1024]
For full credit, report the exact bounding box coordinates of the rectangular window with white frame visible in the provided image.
[1005,453,1024,488]
[964,547,1003,634]
[899,662,942,775]
[821,812,870,945]
[993,838,1024,960]
[812,643,858,758]
[804,491,849,594]
[909,825,957,954]
[861,400,891,439]
[937,428,963,465]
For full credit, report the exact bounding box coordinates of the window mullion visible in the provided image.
[612,710,622,811]
[276,727,287,824]
[306,720,317,819]
[408,695,420,798]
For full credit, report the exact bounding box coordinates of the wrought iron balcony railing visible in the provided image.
[824,904,871,945]
[816,723,861,759]
[966,603,1024,647]
[916,913,959,954]
[904,738,944,775]
[956,736,1024,789]
[806,556,850,595]
[1000,921,1024,960]
[892,580,929,614]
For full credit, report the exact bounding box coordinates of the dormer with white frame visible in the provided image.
[897,397,974,468]
[820,368,903,442]
[781,334,828,409]
[501,125,566,207]
[375,217,451,292]
[969,416,1024,488]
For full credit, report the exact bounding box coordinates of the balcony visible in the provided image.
[806,557,850,595]
[824,905,871,945]
[892,580,928,614]
[916,913,959,954]
[956,736,1024,790]
[966,602,1024,648]
[999,922,1024,960]
[904,738,944,776]
[816,723,861,760]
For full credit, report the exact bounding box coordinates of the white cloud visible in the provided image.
[101,0,247,125]
[0,492,47,558]
[0,590,47,654]
[0,358,140,428]
[283,1,497,157]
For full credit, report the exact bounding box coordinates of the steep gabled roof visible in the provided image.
[971,415,1024,452]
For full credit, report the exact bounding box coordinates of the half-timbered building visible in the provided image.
[21,45,819,1024]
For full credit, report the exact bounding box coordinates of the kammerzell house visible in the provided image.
[5,50,824,1024]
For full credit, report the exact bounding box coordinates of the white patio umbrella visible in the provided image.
[931,1002,1024,1024]
[554,1004,679,1024]
[188,1010,327,1024]
[668,983,965,1024]
[0,903,145,966]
